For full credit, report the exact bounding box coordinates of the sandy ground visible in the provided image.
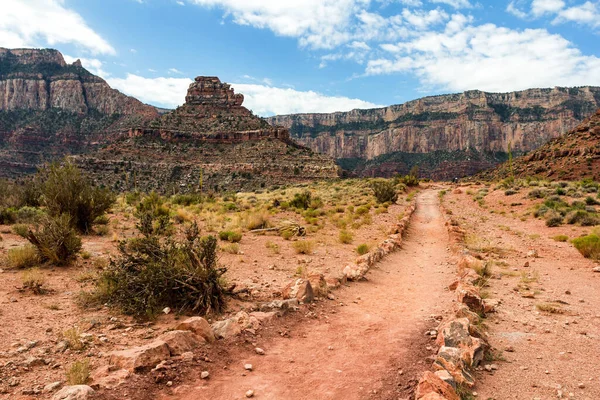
[159,190,455,400]
[444,185,600,400]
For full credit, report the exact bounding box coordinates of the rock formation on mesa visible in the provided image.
[479,108,600,181]
[266,87,600,179]
[75,76,339,192]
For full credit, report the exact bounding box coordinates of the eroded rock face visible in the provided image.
[51,385,95,400]
[267,87,600,179]
[176,317,215,343]
[0,47,158,178]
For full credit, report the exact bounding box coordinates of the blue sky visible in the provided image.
[1,0,600,116]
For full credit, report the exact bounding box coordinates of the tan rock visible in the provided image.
[51,385,95,400]
[249,311,277,324]
[108,341,170,372]
[455,283,485,314]
[307,273,328,297]
[415,371,459,400]
[176,317,215,343]
[281,279,314,303]
[158,330,202,356]
[90,366,130,390]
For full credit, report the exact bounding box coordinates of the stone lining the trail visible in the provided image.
[415,190,490,400]
[341,201,416,282]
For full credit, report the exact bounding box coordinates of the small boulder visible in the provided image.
[108,341,170,372]
[43,382,62,393]
[415,371,459,400]
[158,330,202,356]
[176,317,215,343]
[51,385,95,400]
[281,279,314,303]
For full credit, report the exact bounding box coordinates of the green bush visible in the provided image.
[528,189,546,199]
[545,213,563,227]
[356,243,369,255]
[289,190,312,210]
[95,221,226,318]
[40,161,115,233]
[572,234,600,259]
[26,214,82,266]
[339,230,353,244]
[370,179,398,204]
[0,208,17,224]
[218,230,242,243]
[12,223,29,238]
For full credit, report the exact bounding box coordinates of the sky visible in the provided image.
[1,0,600,116]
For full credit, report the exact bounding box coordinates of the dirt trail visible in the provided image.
[167,190,455,400]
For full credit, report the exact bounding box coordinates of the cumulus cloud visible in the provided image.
[429,0,472,9]
[105,74,381,115]
[507,0,600,27]
[0,0,115,55]
[367,22,600,92]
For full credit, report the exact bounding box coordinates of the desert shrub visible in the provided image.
[21,268,46,294]
[26,214,82,266]
[137,192,169,217]
[555,187,566,196]
[15,207,45,223]
[66,359,90,385]
[552,235,569,242]
[292,240,315,254]
[370,179,398,204]
[355,205,371,216]
[528,189,545,199]
[289,190,312,210]
[565,210,589,225]
[572,234,600,259]
[7,245,40,269]
[245,212,271,230]
[545,212,563,227]
[12,223,29,238]
[218,230,242,243]
[94,215,110,225]
[339,230,353,244]
[125,191,142,206]
[80,250,92,260]
[265,241,280,254]
[39,161,115,233]
[221,243,240,254]
[356,243,369,255]
[585,196,600,206]
[95,220,226,318]
[281,230,294,240]
[62,327,85,350]
[0,208,17,224]
[504,189,517,196]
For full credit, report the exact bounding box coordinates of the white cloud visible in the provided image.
[169,68,184,74]
[506,1,528,18]
[107,74,191,108]
[105,73,381,115]
[531,0,565,16]
[429,0,472,9]
[401,8,448,29]
[554,1,600,26]
[0,0,115,55]
[176,0,185,4]
[189,0,371,49]
[367,23,600,92]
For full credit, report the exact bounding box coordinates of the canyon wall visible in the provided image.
[267,87,600,179]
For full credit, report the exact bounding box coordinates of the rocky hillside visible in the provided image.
[75,76,339,192]
[0,48,159,176]
[267,87,600,179]
[478,108,600,181]
[0,48,338,189]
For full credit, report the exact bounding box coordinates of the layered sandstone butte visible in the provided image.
[479,108,600,181]
[76,77,339,192]
[0,47,159,176]
[266,87,600,179]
